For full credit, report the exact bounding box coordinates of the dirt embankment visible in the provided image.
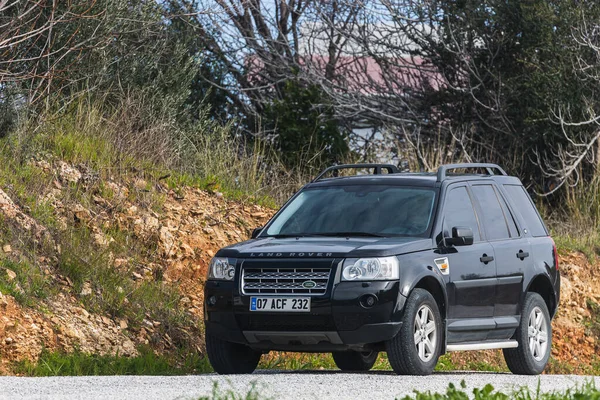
[0,159,599,374]
[0,159,271,373]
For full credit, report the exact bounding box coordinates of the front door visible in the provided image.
[442,184,497,342]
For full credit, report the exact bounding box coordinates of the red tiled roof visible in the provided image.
[246,54,443,94]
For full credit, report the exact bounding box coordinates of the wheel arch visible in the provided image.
[413,276,447,320]
[526,274,557,317]
[398,273,448,360]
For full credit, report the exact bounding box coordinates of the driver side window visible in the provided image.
[443,186,481,242]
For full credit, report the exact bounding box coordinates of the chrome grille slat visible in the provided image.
[244,272,329,279]
[242,266,331,295]
[244,283,327,289]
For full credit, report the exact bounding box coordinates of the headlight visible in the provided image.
[208,257,236,281]
[341,256,399,281]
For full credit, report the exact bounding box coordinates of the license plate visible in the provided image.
[249,297,311,312]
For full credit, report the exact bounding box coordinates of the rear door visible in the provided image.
[501,184,559,316]
[442,184,496,342]
[470,183,531,337]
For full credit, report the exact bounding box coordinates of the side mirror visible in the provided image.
[251,227,263,239]
[445,226,474,246]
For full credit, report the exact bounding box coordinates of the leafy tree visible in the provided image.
[381,0,600,188]
[177,0,360,166]
[2,0,199,122]
[263,80,350,170]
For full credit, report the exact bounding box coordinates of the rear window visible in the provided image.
[503,185,548,237]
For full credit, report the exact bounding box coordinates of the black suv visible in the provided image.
[204,163,560,375]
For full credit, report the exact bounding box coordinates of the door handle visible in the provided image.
[517,250,530,260]
[480,254,494,264]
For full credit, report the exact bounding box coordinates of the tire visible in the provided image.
[332,350,378,371]
[205,334,261,374]
[503,292,552,375]
[386,288,442,375]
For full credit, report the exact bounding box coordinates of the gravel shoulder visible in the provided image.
[0,371,596,400]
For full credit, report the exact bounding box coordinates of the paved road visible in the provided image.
[0,371,596,400]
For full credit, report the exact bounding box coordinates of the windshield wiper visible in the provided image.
[310,231,386,238]
[266,233,320,238]
[267,232,386,238]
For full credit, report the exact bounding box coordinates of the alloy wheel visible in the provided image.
[527,306,549,361]
[413,304,437,362]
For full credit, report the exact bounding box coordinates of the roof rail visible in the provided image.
[437,163,507,182]
[313,163,399,182]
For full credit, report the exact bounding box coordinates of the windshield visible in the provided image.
[265,185,437,238]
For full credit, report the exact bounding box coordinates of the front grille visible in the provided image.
[241,266,331,295]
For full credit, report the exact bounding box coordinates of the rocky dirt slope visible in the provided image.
[0,159,598,374]
[0,159,270,373]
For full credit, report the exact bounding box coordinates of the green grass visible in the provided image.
[55,223,195,344]
[199,382,268,400]
[165,172,278,209]
[541,172,600,261]
[0,99,283,363]
[24,101,284,208]
[400,380,600,400]
[552,230,600,261]
[0,134,201,354]
[0,107,214,371]
[0,256,55,307]
[259,353,337,370]
[435,354,507,373]
[259,352,395,371]
[15,347,212,376]
[196,380,600,400]
[546,356,579,375]
[259,352,507,373]
[0,118,201,346]
[585,299,600,336]
[580,299,600,375]
[1,98,285,211]
[259,352,511,373]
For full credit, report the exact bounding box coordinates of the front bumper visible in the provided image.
[204,280,406,352]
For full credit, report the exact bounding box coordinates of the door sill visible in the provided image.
[446,340,518,351]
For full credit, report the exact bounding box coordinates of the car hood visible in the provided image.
[215,236,433,259]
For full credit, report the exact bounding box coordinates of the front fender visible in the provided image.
[397,252,449,318]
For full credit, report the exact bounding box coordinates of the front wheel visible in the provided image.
[205,334,262,374]
[503,292,552,375]
[386,288,442,375]
[332,350,378,371]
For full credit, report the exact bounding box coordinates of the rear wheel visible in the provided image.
[332,350,378,371]
[386,288,442,375]
[205,334,261,374]
[503,292,552,375]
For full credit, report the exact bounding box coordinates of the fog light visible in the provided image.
[208,296,217,306]
[360,294,377,308]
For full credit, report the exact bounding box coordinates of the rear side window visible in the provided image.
[443,186,481,242]
[498,194,520,238]
[503,185,548,237]
[471,185,511,241]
